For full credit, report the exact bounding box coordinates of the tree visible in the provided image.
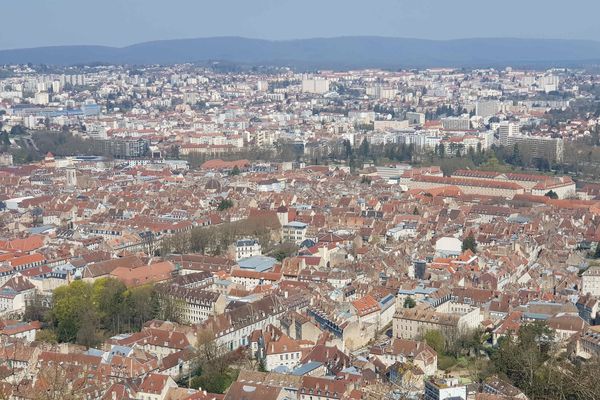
[153,288,183,323]
[359,138,370,158]
[9,125,25,136]
[491,322,556,398]
[270,242,298,262]
[0,132,9,146]
[462,234,477,253]
[544,190,558,199]
[50,278,161,345]
[51,280,94,343]
[35,329,58,344]
[92,277,128,334]
[403,296,416,309]
[509,143,523,166]
[423,330,445,354]
[229,165,240,176]
[593,243,600,259]
[23,291,50,322]
[190,328,241,393]
[217,199,233,211]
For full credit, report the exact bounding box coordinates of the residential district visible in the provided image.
[0,64,599,399]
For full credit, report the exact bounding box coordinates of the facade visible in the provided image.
[393,305,481,340]
[301,78,330,94]
[160,286,225,324]
[98,138,150,158]
[476,100,500,117]
[424,377,467,400]
[282,222,308,244]
[582,266,600,297]
[234,239,262,261]
[441,116,470,130]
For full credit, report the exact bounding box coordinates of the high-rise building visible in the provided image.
[424,377,467,400]
[441,116,470,130]
[406,112,426,125]
[476,100,500,118]
[538,75,559,93]
[498,121,520,142]
[256,80,269,91]
[301,78,330,94]
[501,133,564,163]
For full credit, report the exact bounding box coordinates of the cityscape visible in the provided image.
[1,2,600,400]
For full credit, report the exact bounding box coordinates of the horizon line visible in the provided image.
[1,35,599,52]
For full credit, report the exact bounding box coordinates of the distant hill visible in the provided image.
[2,36,600,69]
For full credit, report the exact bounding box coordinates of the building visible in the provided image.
[157,285,225,324]
[500,133,564,163]
[498,121,520,141]
[0,153,13,166]
[577,327,600,359]
[424,377,467,400]
[98,138,150,158]
[481,376,528,399]
[369,338,438,376]
[582,266,600,297]
[301,78,330,94]
[234,239,262,261]
[0,276,36,312]
[393,304,481,340]
[441,116,470,130]
[476,100,500,118]
[435,237,463,258]
[201,295,286,351]
[406,112,426,125]
[282,222,308,244]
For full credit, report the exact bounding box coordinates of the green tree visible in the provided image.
[593,243,600,259]
[36,329,58,344]
[359,138,370,158]
[270,242,298,262]
[509,143,523,166]
[423,330,445,353]
[217,199,233,211]
[0,131,9,146]
[544,190,558,199]
[92,277,128,334]
[491,322,556,398]
[52,280,95,343]
[230,165,241,176]
[462,234,477,253]
[403,296,416,309]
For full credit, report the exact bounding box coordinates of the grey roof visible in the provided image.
[291,361,323,376]
[238,255,278,272]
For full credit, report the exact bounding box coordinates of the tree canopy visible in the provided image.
[40,278,160,347]
[462,234,477,253]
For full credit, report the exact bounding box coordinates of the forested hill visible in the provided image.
[2,36,600,68]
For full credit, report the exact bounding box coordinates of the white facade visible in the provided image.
[582,266,600,297]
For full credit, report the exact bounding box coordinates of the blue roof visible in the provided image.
[523,312,550,320]
[398,286,437,296]
[285,221,308,229]
[238,256,277,272]
[27,225,55,234]
[291,361,323,376]
[272,365,290,374]
[85,348,104,357]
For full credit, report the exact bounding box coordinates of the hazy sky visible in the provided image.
[2,0,600,49]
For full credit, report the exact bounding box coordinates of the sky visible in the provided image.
[2,0,600,50]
